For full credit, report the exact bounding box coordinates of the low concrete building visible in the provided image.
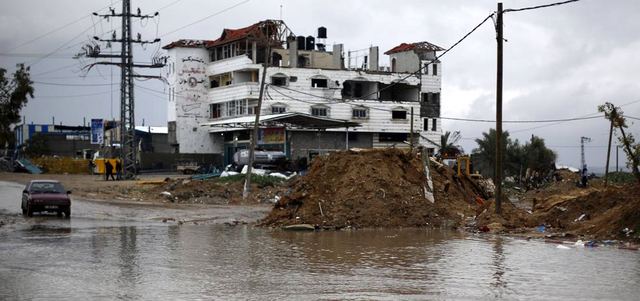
[163,20,444,164]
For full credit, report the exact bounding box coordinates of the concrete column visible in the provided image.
[369,46,379,71]
[333,44,343,69]
[251,41,257,63]
[288,38,298,67]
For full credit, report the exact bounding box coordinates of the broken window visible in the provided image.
[423,118,429,131]
[271,75,287,86]
[392,109,407,120]
[311,106,328,117]
[210,104,221,119]
[311,78,328,88]
[379,132,407,142]
[432,118,437,131]
[352,107,367,119]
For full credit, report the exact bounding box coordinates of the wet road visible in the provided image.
[1,181,640,300]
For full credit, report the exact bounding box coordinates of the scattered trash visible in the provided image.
[622,227,634,237]
[536,225,546,233]
[283,224,316,231]
[574,214,587,222]
[574,240,584,247]
[556,245,571,250]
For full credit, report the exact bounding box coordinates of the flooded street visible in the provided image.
[1,181,640,300]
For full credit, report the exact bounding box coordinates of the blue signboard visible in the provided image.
[90,119,104,145]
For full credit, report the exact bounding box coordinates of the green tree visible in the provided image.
[522,135,557,176]
[0,64,34,150]
[472,129,556,179]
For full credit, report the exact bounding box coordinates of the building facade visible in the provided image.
[163,20,443,164]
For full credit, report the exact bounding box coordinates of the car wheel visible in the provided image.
[26,204,33,217]
[64,208,71,218]
[22,207,27,215]
[57,211,63,217]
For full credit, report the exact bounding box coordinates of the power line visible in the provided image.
[1,1,122,53]
[440,115,601,123]
[159,0,251,37]
[504,0,580,13]
[359,12,496,100]
[33,89,118,98]
[32,81,117,87]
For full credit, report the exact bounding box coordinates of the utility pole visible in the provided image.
[244,26,272,198]
[604,118,614,187]
[580,136,591,170]
[78,0,164,179]
[495,2,504,214]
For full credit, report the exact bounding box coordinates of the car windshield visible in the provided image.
[29,182,66,194]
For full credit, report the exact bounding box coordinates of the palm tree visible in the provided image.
[423,131,463,158]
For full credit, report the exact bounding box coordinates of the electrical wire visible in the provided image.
[159,0,252,37]
[1,1,122,53]
[440,115,602,123]
[32,81,117,87]
[504,0,580,13]
[359,12,496,100]
[33,89,118,99]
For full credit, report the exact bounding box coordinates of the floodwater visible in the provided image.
[1,181,640,300]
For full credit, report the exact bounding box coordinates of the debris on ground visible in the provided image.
[260,148,486,229]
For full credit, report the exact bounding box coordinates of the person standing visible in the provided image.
[115,160,122,180]
[581,164,588,187]
[105,160,115,181]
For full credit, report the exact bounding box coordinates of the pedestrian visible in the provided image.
[105,160,115,181]
[115,159,122,180]
[581,164,588,188]
[88,160,95,175]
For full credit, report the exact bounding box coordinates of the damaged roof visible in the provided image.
[206,20,275,48]
[162,39,213,50]
[385,41,445,55]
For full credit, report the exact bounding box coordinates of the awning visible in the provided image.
[200,112,361,133]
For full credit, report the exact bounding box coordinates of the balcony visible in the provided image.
[207,55,259,76]
[207,82,260,104]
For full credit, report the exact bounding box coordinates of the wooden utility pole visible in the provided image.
[243,40,270,198]
[495,2,504,214]
[604,117,614,187]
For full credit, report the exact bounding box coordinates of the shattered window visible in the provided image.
[392,110,407,120]
[311,78,328,88]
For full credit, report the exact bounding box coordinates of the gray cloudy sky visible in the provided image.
[1,0,639,170]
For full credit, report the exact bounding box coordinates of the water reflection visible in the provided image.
[1,225,640,300]
[491,237,507,297]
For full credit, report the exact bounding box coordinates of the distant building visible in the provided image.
[14,123,97,158]
[163,20,443,164]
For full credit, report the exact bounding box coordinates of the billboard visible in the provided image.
[90,119,104,145]
[258,127,285,144]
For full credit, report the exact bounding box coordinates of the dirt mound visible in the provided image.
[475,198,530,229]
[529,183,640,240]
[260,149,485,228]
[138,175,286,205]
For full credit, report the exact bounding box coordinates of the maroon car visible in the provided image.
[21,180,71,218]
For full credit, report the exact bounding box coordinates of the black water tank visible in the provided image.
[317,26,327,39]
[306,36,315,52]
[296,36,306,50]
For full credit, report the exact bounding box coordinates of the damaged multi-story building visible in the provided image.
[163,20,443,165]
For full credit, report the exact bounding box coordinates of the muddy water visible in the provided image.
[1,181,640,300]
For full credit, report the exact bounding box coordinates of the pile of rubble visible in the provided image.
[260,148,487,229]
